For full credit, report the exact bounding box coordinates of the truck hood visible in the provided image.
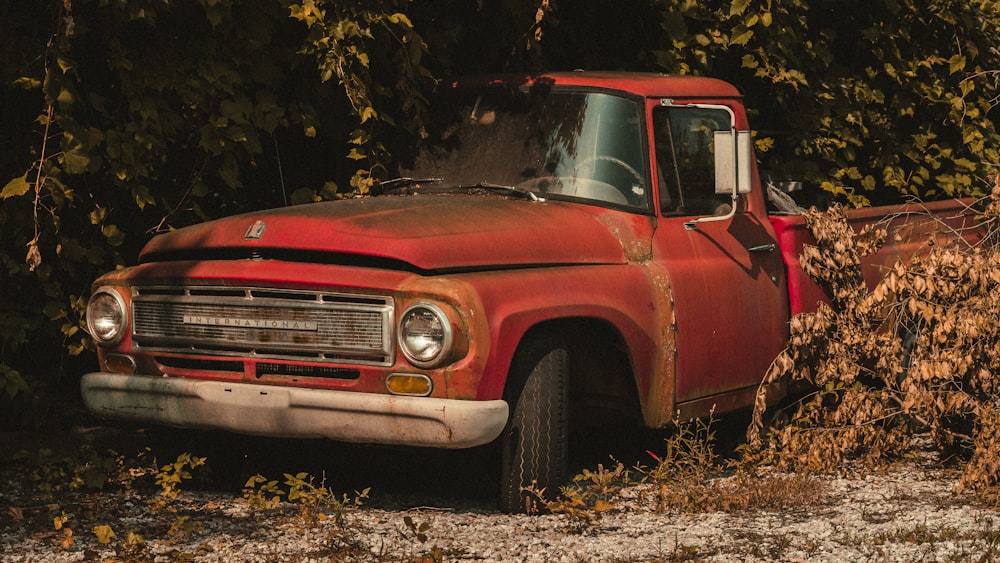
[139,195,631,271]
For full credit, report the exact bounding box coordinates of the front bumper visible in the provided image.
[81,373,509,449]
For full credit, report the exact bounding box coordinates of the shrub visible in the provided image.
[749,178,1000,500]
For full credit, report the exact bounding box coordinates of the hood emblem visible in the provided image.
[245,220,266,240]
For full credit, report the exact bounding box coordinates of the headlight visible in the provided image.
[398,303,453,368]
[87,288,128,346]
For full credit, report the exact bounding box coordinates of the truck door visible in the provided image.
[650,104,789,406]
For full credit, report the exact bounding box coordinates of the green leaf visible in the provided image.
[731,27,754,46]
[290,187,317,204]
[1,367,30,399]
[1,175,31,199]
[62,151,91,175]
[57,88,74,106]
[388,12,413,27]
[133,185,155,210]
[13,76,42,90]
[730,0,750,16]
[949,55,966,74]
[102,224,125,247]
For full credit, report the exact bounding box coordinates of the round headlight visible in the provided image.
[398,303,453,368]
[87,289,128,346]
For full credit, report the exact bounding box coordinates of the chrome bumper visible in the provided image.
[81,373,509,448]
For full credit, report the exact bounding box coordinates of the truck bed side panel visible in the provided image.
[770,199,982,316]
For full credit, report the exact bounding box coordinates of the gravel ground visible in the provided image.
[4,461,999,561]
[3,430,1000,562]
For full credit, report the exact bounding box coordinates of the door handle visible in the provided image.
[748,243,776,253]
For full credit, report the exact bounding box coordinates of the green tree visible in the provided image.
[646,0,1000,205]
[0,0,429,428]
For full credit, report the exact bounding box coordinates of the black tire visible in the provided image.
[499,334,569,513]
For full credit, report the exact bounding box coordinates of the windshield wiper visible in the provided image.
[371,178,543,201]
[463,182,545,202]
[370,177,443,196]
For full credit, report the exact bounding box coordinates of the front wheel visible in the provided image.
[499,334,569,513]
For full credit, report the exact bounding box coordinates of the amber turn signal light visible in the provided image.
[386,373,432,396]
[104,354,137,374]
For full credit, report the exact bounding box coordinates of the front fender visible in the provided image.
[451,264,671,417]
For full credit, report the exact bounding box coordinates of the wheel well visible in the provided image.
[513,318,642,430]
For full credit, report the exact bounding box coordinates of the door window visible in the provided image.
[653,107,733,216]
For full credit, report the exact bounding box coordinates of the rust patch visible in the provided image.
[638,262,678,427]
[595,212,655,262]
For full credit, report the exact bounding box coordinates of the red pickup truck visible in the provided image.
[81,72,978,511]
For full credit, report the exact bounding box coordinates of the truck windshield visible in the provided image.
[399,85,651,211]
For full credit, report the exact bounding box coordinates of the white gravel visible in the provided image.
[4,462,999,562]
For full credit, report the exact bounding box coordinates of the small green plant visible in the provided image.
[152,452,206,507]
[243,474,286,510]
[242,471,375,558]
[53,512,74,551]
[401,515,430,544]
[530,462,626,533]
[242,471,369,525]
[286,471,370,524]
[285,471,335,508]
[15,444,127,494]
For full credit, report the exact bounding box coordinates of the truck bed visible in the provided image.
[769,199,983,316]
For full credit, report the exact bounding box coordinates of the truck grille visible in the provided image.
[131,286,394,366]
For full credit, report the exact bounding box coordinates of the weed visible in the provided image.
[528,462,626,533]
[541,415,828,532]
[243,474,285,510]
[52,512,74,551]
[733,529,792,560]
[880,520,966,546]
[285,471,336,509]
[153,452,206,503]
[639,416,827,514]
[15,444,127,494]
[642,415,718,486]
[242,470,369,527]
[665,533,703,562]
[401,515,430,543]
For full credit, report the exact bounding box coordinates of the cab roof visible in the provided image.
[446,71,743,100]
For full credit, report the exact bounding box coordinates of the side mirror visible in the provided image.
[714,130,753,195]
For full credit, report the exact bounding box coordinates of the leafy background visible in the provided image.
[2,0,999,430]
